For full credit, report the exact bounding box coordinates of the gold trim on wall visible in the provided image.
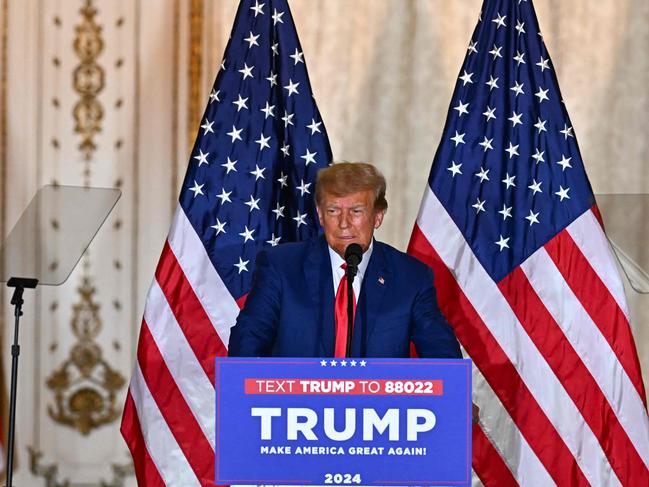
[187,0,204,151]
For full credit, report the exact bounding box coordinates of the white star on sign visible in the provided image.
[537,57,551,72]
[222,157,237,174]
[250,164,266,180]
[560,124,574,139]
[556,155,572,171]
[272,202,285,219]
[535,88,549,103]
[330,360,337,367]
[234,257,250,274]
[447,161,462,177]
[238,63,254,79]
[350,360,357,366]
[289,47,304,65]
[209,89,220,103]
[266,234,281,246]
[534,118,547,133]
[499,204,513,220]
[293,211,307,227]
[282,110,294,127]
[492,13,507,28]
[216,188,232,204]
[360,360,367,367]
[307,119,322,134]
[284,79,300,96]
[495,235,510,251]
[201,119,214,134]
[272,8,284,25]
[508,111,523,127]
[502,173,516,189]
[525,210,540,226]
[297,179,311,196]
[239,226,255,243]
[211,218,226,235]
[244,31,260,48]
[244,195,260,212]
[472,198,486,214]
[250,1,264,17]
[505,142,519,158]
[194,149,209,166]
[227,125,243,142]
[255,133,271,151]
[483,106,497,121]
[511,81,525,96]
[555,186,571,201]
[301,149,317,165]
[450,131,465,146]
[232,94,249,111]
[260,101,275,119]
[340,360,347,367]
[479,137,494,152]
[454,100,469,116]
[320,360,327,366]
[459,70,474,85]
[485,76,499,91]
[532,149,545,164]
[189,180,204,197]
[475,167,490,183]
[528,179,542,194]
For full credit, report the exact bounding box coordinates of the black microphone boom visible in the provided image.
[343,243,362,358]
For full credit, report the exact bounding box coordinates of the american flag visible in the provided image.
[120,0,331,484]
[407,0,649,485]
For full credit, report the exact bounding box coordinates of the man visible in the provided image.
[228,162,461,359]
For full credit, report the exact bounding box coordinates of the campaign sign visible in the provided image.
[215,357,472,486]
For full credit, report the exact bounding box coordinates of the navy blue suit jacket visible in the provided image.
[228,236,461,358]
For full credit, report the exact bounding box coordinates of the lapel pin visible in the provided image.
[378,276,385,285]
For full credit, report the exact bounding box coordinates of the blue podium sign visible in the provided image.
[215,357,471,486]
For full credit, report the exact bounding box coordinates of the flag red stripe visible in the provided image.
[499,267,648,485]
[121,392,167,487]
[545,230,647,405]
[408,226,590,486]
[472,423,518,487]
[156,240,227,383]
[137,321,214,484]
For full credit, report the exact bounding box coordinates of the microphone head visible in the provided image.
[344,243,363,267]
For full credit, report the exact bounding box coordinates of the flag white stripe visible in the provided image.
[566,210,630,319]
[417,186,620,487]
[472,362,556,486]
[168,205,239,346]
[129,364,200,486]
[522,247,649,467]
[144,280,216,448]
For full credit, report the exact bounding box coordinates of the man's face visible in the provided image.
[317,189,385,258]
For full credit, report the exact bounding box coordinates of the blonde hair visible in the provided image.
[315,162,388,212]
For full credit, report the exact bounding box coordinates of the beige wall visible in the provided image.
[0,0,647,484]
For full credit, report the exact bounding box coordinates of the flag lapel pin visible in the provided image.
[378,276,385,285]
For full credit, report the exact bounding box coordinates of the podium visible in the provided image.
[215,357,472,486]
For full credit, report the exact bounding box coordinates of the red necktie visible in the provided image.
[334,263,356,358]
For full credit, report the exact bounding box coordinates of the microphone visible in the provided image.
[344,243,363,268]
[343,243,362,358]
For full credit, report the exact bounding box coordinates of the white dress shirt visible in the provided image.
[328,240,374,298]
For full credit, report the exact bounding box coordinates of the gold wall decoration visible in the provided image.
[46,274,125,435]
[187,0,204,150]
[72,0,105,164]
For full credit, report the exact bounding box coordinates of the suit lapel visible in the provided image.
[360,242,390,345]
[303,236,335,356]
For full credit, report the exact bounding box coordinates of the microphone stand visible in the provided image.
[4,277,38,487]
[345,265,357,358]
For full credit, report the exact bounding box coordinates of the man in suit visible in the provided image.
[228,162,461,359]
